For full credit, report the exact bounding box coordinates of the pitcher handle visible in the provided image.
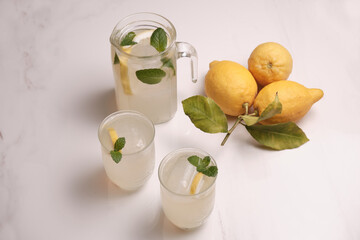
[176,42,198,83]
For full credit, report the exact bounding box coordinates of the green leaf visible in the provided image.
[120,32,137,46]
[161,57,175,74]
[110,151,122,163]
[188,155,210,169]
[201,156,211,168]
[113,53,119,64]
[150,28,167,52]
[188,155,202,167]
[196,166,206,173]
[241,93,282,126]
[114,137,126,151]
[136,68,166,84]
[200,166,218,177]
[245,122,309,150]
[257,92,282,123]
[182,95,228,133]
[188,155,217,177]
[241,115,259,126]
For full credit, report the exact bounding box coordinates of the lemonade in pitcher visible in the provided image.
[110,13,198,124]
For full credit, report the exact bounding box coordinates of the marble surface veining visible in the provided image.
[1,0,360,239]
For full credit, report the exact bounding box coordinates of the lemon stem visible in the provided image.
[221,103,249,146]
[243,102,249,115]
[249,110,258,116]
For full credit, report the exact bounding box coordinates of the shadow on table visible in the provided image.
[135,208,206,240]
[72,166,136,204]
[76,88,117,125]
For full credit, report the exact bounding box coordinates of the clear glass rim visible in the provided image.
[110,12,177,59]
[158,148,217,197]
[98,110,155,156]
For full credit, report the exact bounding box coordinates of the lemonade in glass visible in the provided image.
[98,110,155,191]
[158,148,218,229]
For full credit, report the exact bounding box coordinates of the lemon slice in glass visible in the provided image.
[190,172,203,195]
[108,127,118,145]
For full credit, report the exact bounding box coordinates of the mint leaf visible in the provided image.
[114,137,126,151]
[182,95,228,133]
[150,28,167,52]
[136,68,166,84]
[113,53,119,64]
[245,122,309,150]
[188,155,217,177]
[201,156,210,168]
[161,57,175,74]
[188,155,202,167]
[188,155,210,168]
[120,32,137,46]
[196,166,207,172]
[110,151,122,163]
[200,166,218,177]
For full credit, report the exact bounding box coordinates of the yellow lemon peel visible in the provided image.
[108,128,122,153]
[119,47,133,95]
[248,42,293,87]
[111,46,132,95]
[190,172,203,195]
[254,80,324,124]
[205,60,258,116]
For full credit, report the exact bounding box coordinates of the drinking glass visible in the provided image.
[110,12,198,124]
[98,110,155,191]
[158,148,217,229]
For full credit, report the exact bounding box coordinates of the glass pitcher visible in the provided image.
[110,12,198,124]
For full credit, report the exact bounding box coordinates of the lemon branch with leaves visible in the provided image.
[182,93,309,150]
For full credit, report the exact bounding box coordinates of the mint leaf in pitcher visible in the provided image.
[151,28,167,52]
[161,57,175,74]
[113,53,119,64]
[136,68,166,84]
[121,32,137,46]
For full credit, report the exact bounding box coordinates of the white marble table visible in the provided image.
[1,0,360,239]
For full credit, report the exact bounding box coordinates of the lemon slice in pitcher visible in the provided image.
[112,46,133,95]
[116,29,155,95]
[133,29,154,44]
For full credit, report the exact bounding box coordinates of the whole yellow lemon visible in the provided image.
[205,60,258,116]
[254,80,324,124]
[248,42,293,87]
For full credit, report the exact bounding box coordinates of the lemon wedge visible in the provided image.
[190,172,203,195]
[133,29,154,43]
[108,127,118,145]
[112,46,133,95]
[119,55,132,95]
[116,29,155,95]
